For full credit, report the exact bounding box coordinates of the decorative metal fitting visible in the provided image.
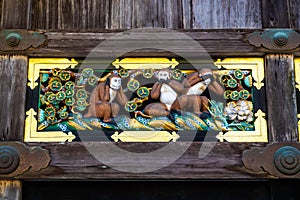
[247,29,300,51]
[272,32,289,47]
[0,142,50,177]
[6,33,21,47]
[0,146,20,174]
[242,143,300,178]
[0,30,46,51]
[274,146,300,175]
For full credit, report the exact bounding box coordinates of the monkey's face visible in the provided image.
[157,71,170,81]
[110,77,121,90]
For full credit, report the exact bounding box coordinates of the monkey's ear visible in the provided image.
[105,77,110,86]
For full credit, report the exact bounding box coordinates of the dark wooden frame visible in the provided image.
[0,30,298,180]
[1,0,300,198]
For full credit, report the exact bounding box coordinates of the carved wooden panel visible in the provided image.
[25,57,267,142]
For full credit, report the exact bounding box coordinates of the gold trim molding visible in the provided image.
[294,58,300,141]
[295,58,300,91]
[25,108,75,142]
[112,131,179,142]
[214,58,264,90]
[113,58,179,69]
[214,58,267,142]
[25,57,267,142]
[216,109,267,142]
[28,58,78,90]
[25,58,78,142]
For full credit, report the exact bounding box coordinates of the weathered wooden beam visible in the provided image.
[0,55,27,141]
[17,142,271,179]
[265,54,298,142]
[0,180,21,200]
[192,0,262,29]
[3,30,296,57]
[28,0,262,30]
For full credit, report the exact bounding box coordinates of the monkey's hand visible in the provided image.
[201,73,214,83]
[158,79,170,84]
[105,78,110,86]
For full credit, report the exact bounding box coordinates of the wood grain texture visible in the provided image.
[0,0,31,29]
[3,0,300,30]
[19,29,300,58]
[27,0,262,30]
[30,0,186,30]
[0,55,27,141]
[261,0,290,28]
[0,180,21,200]
[288,0,300,29]
[19,142,270,179]
[191,0,262,29]
[265,54,298,142]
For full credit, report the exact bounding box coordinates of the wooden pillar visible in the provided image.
[265,54,298,142]
[1,0,32,198]
[261,0,290,28]
[261,0,299,140]
[0,180,21,200]
[0,55,28,200]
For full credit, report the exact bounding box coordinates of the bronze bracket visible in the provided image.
[0,142,50,178]
[247,29,300,51]
[0,29,46,51]
[242,142,300,178]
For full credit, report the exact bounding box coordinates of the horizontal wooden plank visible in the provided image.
[19,142,271,179]
[192,0,262,29]
[11,30,298,57]
[27,0,261,30]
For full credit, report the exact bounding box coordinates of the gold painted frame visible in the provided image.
[25,58,267,142]
[25,58,78,142]
[294,58,300,141]
[214,58,267,142]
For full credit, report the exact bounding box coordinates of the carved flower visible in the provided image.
[224,100,253,122]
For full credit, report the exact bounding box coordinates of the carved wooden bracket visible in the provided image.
[0,142,50,178]
[242,143,300,178]
[0,30,46,51]
[247,29,300,51]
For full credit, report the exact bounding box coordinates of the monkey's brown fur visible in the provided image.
[84,74,127,122]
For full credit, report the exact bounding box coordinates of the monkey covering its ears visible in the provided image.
[84,74,128,122]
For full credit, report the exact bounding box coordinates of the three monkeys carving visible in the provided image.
[85,69,224,122]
